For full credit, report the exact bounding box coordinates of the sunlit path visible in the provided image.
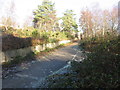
[1,0,119,88]
[2,42,82,88]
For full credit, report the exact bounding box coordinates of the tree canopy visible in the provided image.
[79,7,118,37]
[61,10,78,32]
[33,0,59,31]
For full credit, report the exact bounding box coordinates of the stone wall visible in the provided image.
[0,40,71,64]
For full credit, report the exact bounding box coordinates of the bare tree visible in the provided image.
[1,0,16,30]
[79,8,93,37]
[23,16,33,29]
[110,6,118,31]
[91,3,103,36]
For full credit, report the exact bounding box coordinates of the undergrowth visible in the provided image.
[45,32,120,88]
[71,33,120,88]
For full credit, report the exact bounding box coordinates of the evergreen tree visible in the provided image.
[61,10,78,32]
[33,0,59,31]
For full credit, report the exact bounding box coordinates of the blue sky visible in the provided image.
[0,0,119,27]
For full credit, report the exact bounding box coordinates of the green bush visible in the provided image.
[46,32,120,88]
[32,29,40,38]
[64,32,74,39]
[40,32,49,40]
[0,26,6,31]
[2,27,76,51]
[71,51,120,88]
[56,32,68,40]
[75,33,120,88]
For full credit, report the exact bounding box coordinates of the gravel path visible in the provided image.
[2,42,81,88]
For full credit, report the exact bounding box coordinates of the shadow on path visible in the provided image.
[2,42,80,88]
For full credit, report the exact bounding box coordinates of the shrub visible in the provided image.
[2,34,32,51]
[0,26,6,31]
[71,51,120,88]
[75,33,120,88]
[2,27,76,51]
[45,32,119,88]
[64,32,74,39]
[32,29,40,38]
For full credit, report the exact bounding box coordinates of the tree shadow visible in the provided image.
[1,33,80,88]
[1,33,32,51]
[1,33,36,77]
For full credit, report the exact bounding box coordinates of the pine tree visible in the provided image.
[61,10,78,32]
[33,0,59,31]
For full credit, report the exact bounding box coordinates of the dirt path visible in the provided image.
[2,42,81,88]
